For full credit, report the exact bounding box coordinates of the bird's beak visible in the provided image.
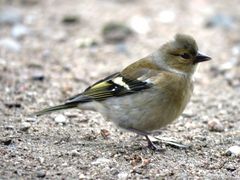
[194,52,211,64]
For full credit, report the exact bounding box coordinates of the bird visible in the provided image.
[34,34,211,150]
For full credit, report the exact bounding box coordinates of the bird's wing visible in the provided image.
[33,57,161,116]
[66,71,153,104]
[66,58,159,104]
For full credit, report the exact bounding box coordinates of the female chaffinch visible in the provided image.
[34,34,211,150]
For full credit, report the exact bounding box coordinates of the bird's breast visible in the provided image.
[97,74,193,132]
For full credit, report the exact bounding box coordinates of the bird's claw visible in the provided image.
[153,136,190,149]
[146,135,165,151]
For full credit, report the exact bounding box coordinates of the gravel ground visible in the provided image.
[0,0,240,179]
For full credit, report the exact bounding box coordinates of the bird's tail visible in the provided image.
[33,103,77,116]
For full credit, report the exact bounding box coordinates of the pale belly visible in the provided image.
[100,87,192,131]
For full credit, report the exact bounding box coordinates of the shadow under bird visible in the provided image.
[34,34,211,150]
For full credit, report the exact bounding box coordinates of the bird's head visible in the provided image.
[160,34,211,75]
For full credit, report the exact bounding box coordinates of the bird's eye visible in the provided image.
[180,53,191,59]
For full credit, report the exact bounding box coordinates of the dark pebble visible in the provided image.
[4,102,21,108]
[31,74,45,81]
[0,138,12,145]
[62,15,80,24]
[102,22,133,43]
[36,170,46,178]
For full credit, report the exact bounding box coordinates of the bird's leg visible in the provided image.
[125,127,164,151]
[125,127,189,150]
[145,135,164,151]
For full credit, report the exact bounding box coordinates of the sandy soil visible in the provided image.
[0,0,240,179]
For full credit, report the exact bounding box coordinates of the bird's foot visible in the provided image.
[153,136,190,149]
[125,127,189,150]
[145,135,165,151]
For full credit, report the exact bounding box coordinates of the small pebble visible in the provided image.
[41,49,51,60]
[102,22,133,43]
[128,15,150,34]
[218,58,238,72]
[4,125,15,130]
[20,122,31,131]
[54,114,68,124]
[11,24,30,39]
[0,38,21,52]
[205,14,234,30]
[225,164,236,172]
[0,137,12,146]
[226,145,240,156]
[4,102,21,108]
[232,45,240,55]
[62,15,80,24]
[31,71,45,81]
[37,157,45,164]
[118,172,129,180]
[52,31,67,42]
[36,170,46,178]
[207,119,224,132]
[25,117,37,122]
[182,109,194,117]
[76,38,98,48]
[158,10,176,23]
[100,129,110,139]
[91,157,111,165]
[70,149,81,156]
[62,162,68,167]
[79,174,88,179]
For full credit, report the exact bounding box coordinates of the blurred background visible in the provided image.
[0,0,239,106]
[0,0,240,179]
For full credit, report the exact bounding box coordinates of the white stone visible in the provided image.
[118,172,129,180]
[226,146,240,156]
[128,15,150,34]
[0,38,21,52]
[219,58,238,72]
[70,149,81,156]
[232,45,240,55]
[91,157,111,165]
[158,10,176,23]
[25,117,37,122]
[20,122,31,131]
[11,24,30,39]
[54,114,67,124]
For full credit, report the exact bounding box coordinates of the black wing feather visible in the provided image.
[66,72,152,104]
